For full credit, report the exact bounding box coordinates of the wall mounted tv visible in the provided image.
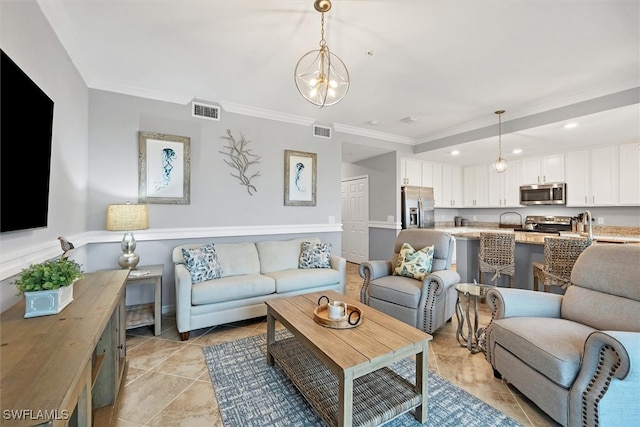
[1,49,54,232]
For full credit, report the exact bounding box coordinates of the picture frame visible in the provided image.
[138,131,191,204]
[284,149,317,206]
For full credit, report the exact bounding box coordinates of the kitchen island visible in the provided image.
[446,228,639,291]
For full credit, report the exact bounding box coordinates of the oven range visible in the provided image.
[513,215,573,235]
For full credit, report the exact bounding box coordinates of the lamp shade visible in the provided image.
[106,204,149,231]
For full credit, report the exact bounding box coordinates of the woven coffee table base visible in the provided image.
[270,337,422,427]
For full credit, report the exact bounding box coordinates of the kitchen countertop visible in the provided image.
[436,227,640,245]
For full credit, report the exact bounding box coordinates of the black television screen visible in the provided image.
[1,49,54,232]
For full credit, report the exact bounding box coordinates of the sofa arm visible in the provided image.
[486,288,563,320]
[422,269,460,296]
[174,263,193,334]
[330,255,347,293]
[569,331,640,427]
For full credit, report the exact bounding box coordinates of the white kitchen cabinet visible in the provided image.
[590,145,618,206]
[619,142,640,205]
[521,154,564,184]
[433,163,462,207]
[565,146,618,206]
[421,160,434,188]
[463,164,489,207]
[401,158,422,186]
[488,160,521,207]
[565,150,590,206]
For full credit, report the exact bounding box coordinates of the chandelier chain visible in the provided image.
[498,112,502,156]
[319,13,326,47]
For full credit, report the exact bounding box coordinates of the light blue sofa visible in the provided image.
[485,243,640,427]
[173,237,346,340]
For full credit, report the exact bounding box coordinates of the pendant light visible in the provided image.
[492,110,508,173]
[294,0,349,107]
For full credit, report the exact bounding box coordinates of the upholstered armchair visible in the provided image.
[484,243,640,427]
[359,229,460,334]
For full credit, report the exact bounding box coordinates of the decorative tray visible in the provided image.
[313,303,363,329]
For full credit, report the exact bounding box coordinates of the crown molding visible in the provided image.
[219,102,315,126]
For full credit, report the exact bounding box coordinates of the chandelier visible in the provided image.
[492,110,508,173]
[294,0,349,107]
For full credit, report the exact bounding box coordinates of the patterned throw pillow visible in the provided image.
[393,242,434,281]
[299,241,332,269]
[182,244,223,284]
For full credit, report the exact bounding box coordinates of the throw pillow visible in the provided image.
[182,244,223,284]
[393,242,434,281]
[299,241,332,269]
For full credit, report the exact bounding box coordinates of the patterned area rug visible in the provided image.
[203,330,523,427]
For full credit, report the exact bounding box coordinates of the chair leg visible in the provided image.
[533,275,538,291]
[509,275,514,288]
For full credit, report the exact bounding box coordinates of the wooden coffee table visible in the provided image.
[265,290,432,427]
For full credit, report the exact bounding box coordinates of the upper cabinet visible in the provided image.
[463,164,489,207]
[565,146,619,206]
[488,160,521,207]
[440,164,463,208]
[618,142,639,205]
[521,154,564,184]
[401,158,422,186]
[405,160,461,207]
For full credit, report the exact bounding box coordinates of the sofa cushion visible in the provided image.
[182,244,223,284]
[191,274,275,305]
[368,275,422,309]
[394,243,434,281]
[299,241,332,269]
[256,237,321,274]
[214,243,261,277]
[267,268,340,293]
[492,317,597,388]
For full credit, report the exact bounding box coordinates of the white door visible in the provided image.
[341,176,369,264]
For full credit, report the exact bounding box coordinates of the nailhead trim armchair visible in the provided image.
[359,229,460,334]
[484,243,640,427]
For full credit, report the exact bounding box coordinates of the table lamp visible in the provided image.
[106,203,149,269]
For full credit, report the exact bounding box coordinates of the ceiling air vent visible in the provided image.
[313,124,332,139]
[192,101,220,121]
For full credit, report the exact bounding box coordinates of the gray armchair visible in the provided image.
[359,229,460,334]
[485,243,640,427]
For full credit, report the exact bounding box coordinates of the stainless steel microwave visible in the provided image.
[519,183,566,205]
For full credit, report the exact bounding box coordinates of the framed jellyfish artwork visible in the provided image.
[138,131,191,204]
[284,149,316,206]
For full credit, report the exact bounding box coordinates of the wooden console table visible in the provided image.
[1,269,129,426]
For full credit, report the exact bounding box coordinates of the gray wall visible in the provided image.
[87,90,343,229]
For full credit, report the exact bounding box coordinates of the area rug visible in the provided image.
[203,330,522,427]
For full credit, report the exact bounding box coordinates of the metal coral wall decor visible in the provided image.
[219,129,261,195]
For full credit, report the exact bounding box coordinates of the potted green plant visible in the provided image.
[14,258,84,318]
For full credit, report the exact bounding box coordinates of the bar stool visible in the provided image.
[533,236,592,292]
[478,232,515,287]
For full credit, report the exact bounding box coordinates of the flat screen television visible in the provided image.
[1,49,54,232]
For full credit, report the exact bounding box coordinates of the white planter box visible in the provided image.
[24,282,74,318]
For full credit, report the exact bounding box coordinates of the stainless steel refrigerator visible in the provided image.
[401,186,435,229]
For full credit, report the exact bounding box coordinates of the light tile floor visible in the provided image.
[116,263,559,427]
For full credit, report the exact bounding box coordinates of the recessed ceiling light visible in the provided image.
[563,122,579,129]
[450,150,460,156]
[512,148,522,154]
[368,120,378,126]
